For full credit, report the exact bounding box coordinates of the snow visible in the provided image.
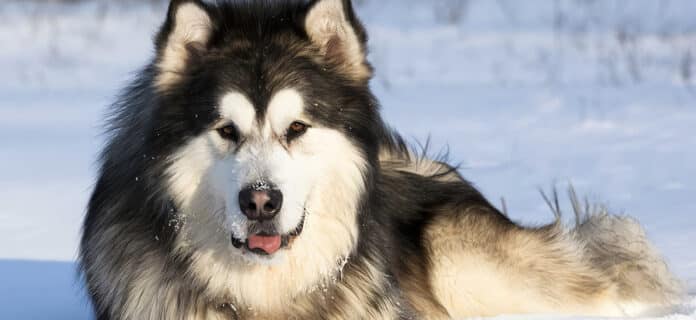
[0,0,694,319]
[0,260,89,320]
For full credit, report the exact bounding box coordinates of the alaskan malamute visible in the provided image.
[80,0,683,319]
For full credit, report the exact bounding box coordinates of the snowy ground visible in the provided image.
[0,0,694,319]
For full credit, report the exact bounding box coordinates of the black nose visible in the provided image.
[238,187,283,221]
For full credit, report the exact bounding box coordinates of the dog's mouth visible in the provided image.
[230,214,305,256]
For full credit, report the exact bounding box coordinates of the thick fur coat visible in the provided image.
[80,1,683,319]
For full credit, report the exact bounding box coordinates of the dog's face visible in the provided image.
[152,1,377,292]
[167,88,360,260]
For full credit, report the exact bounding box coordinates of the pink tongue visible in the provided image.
[247,235,282,254]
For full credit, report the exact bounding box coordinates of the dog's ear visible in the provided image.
[305,0,372,82]
[154,0,213,89]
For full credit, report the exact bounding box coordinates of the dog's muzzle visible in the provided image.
[231,210,306,256]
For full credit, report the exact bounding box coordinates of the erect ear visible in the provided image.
[154,0,213,89]
[305,0,372,82]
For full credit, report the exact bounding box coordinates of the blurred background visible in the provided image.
[0,0,694,318]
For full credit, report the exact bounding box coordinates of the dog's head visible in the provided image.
[148,0,379,302]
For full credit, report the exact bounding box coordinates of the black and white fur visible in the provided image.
[80,1,683,319]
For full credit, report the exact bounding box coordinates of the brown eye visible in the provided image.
[287,121,309,142]
[217,124,240,143]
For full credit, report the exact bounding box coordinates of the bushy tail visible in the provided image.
[543,187,684,308]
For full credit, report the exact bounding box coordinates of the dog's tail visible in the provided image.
[543,187,684,313]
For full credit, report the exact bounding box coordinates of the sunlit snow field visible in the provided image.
[0,1,694,319]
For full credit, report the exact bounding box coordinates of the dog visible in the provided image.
[80,0,683,319]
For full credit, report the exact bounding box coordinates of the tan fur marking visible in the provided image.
[419,204,682,318]
[305,0,371,81]
[379,147,462,183]
[397,259,451,320]
[424,209,618,317]
[156,3,212,89]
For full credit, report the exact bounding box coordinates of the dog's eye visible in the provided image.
[287,121,309,143]
[217,124,240,143]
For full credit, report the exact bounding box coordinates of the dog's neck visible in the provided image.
[210,251,403,319]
